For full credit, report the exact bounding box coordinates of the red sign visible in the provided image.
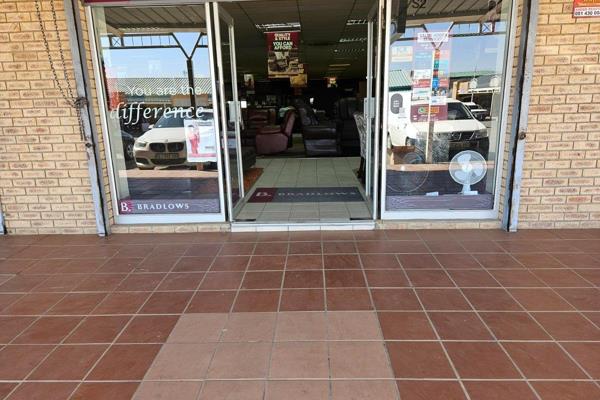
[573,0,600,17]
[266,31,300,78]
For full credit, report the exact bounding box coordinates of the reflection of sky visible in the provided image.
[101,32,211,78]
[390,21,507,75]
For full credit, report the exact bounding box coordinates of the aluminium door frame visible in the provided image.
[378,0,519,221]
[86,2,228,225]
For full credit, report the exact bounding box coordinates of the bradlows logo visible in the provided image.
[119,200,190,214]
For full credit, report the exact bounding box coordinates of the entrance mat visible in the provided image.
[248,187,364,203]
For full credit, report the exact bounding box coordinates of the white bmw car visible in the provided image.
[133,109,215,169]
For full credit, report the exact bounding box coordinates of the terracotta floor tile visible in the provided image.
[133,381,202,400]
[0,316,35,343]
[552,253,600,268]
[329,342,393,378]
[47,293,106,315]
[0,345,54,379]
[135,256,179,273]
[531,381,600,400]
[323,241,357,254]
[116,273,165,291]
[117,315,178,343]
[360,254,401,269]
[365,270,409,287]
[0,275,47,292]
[446,270,500,287]
[172,256,213,272]
[327,288,372,310]
[157,273,204,290]
[532,312,600,340]
[503,342,587,379]
[248,255,286,271]
[532,269,592,287]
[167,313,228,343]
[266,380,329,400]
[139,291,193,314]
[65,316,130,344]
[200,272,244,290]
[574,269,600,286]
[0,293,23,313]
[444,342,520,379]
[396,380,466,400]
[398,254,441,269]
[406,270,455,287]
[29,344,107,380]
[75,274,126,292]
[378,312,436,340]
[386,341,455,378]
[331,380,397,400]
[241,271,283,290]
[416,289,472,311]
[220,242,256,256]
[95,257,142,273]
[186,291,236,313]
[434,253,480,269]
[288,241,322,255]
[322,230,355,240]
[508,288,574,311]
[283,271,323,288]
[0,383,16,399]
[147,244,191,258]
[555,288,600,310]
[184,243,222,257]
[91,292,149,315]
[488,269,546,287]
[463,381,538,400]
[6,382,77,400]
[462,289,523,311]
[254,242,288,256]
[87,344,161,380]
[480,312,551,340]
[73,382,138,400]
[221,312,276,342]
[280,289,325,311]
[1,293,63,315]
[286,254,322,270]
[371,288,420,310]
[327,311,381,340]
[323,254,361,269]
[145,343,215,380]
[275,312,327,341]
[461,241,505,253]
[473,253,522,269]
[429,312,492,340]
[13,316,81,344]
[198,381,264,400]
[425,240,467,253]
[233,290,280,312]
[270,342,329,378]
[513,253,563,268]
[325,270,366,287]
[210,256,250,271]
[562,342,600,379]
[207,342,271,379]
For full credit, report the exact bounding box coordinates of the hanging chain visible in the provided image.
[34,0,89,144]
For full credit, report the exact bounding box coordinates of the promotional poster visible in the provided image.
[184,119,217,163]
[267,31,300,78]
[573,0,600,16]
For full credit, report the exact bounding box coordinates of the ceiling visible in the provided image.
[101,0,499,80]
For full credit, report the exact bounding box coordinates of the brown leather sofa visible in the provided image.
[255,110,296,155]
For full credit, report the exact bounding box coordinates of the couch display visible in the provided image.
[255,110,296,155]
[293,99,341,157]
[334,97,362,156]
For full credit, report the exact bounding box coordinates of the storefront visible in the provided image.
[77,0,521,232]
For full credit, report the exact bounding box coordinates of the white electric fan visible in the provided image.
[449,150,487,195]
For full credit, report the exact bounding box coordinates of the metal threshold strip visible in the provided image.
[231,221,376,232]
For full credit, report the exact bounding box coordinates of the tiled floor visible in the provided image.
[237,157,372,222]
[0,229,599,399]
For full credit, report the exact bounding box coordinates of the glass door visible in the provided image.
[212,3,245,220]
[365,0,385,217]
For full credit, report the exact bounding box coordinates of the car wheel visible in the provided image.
[124,143,134,160]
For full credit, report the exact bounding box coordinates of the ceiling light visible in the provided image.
[339,37,367,43]
[329,63,351,67]
[255,22,301,31]
[346,19,368,25]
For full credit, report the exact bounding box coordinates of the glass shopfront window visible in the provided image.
[382,0,513,217]
[91,5,225,222]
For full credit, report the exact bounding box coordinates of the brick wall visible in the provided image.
[0,1,100,234]
[520,0,600,228]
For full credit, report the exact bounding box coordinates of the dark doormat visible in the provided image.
[248,187,364,203]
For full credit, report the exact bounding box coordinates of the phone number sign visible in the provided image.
[573,0,600,17]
